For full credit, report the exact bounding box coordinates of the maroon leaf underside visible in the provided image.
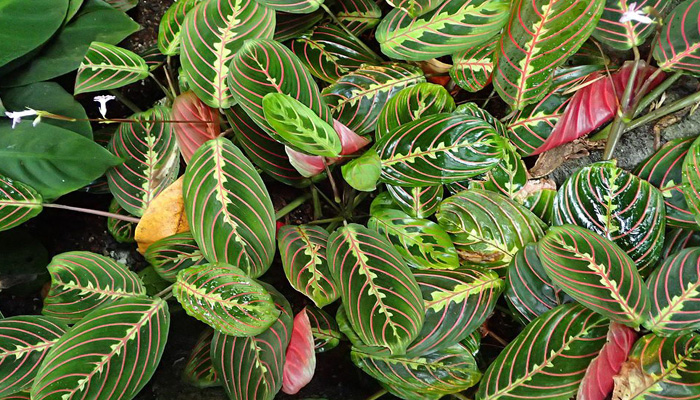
[172,91,221,163]
[282,308,317,395]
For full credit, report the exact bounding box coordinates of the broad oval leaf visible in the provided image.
[262,93,341,157]
[494,0,605,110]
[538,225,651,328]
[653,0,700,74]
[173,263,280,336]
[274,11,325,42]
[107,198,136,243]
[436,189,546,274]
[107,107,180,217]
[277,225,339,308]
[613,333,700,399]
[351,342,481,395]
[305,306,343,352]
[450,36,498,93]
[180,0,275,108]
[31,297,170,400]
[476,304,609,400]
[183,328,220,388]
[368,208,459,270]
[281,309,316,395]
[0,316,67,397]
[42,251,147,323]
[506,243,572,324]
[172,90,221,163]
[407,267,503,356]
[386,184,443,218]
[593,0,669,51]
[74,42,148,94]
[375,0,510,61]
[158,0,199,56]
[327,223,425,355]
[645,247,700,335]
[332,0,382,35]
[553,160,667,274]
[0,175,42,233]
[183,137,276,277]
[210,283,293,400]
[322,63,426,135]
[682,136,700,227]
[290,24,381,83]
[635,136,699,230]
[376,82,456,139]
[144,231,206,283]
[376,113,507,187]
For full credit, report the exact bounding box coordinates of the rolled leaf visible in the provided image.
[157,0,200,55]
[386,184,443,218]
[107,198,136,243]
[183,137,276,277]
[476,304,609,400]
[593,0,669,51]
[172,91,221,163]
[0,175,42,232]
[281,309,316,395]
[173,263,280,336]
[305,306,343,352]
[74,42,148,94]
[653,0,700,74]
[183,328,220,388]
[538,225,651,328]
[144,231,206,282]
[375,0,510,61]
[450,36,498,93]
[682,136,700,226]
[42,251,147,323]
[327,223,425,355]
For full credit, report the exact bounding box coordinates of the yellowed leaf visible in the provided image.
[135,176,189,254]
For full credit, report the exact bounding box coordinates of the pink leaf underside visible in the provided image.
[334,119,371,155]
[172,91,221,163]
[282,308,317,395]
[577,322,638,400]
[533,61,665,155]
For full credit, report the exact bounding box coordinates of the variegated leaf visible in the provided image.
[322,63,426,135]
[173,263,280,336]
[74,42,148,94]
[387,0,445,17]
[332,0,382,35]
[183,137,276,277]
[42,251,147,323]
[257,0,322,14]
[663,228,700,259]
[538,225,651,328]
[107,107,180,217]
[450,36,498,93]
[158,0,200,56]
[386,184,443,218]
[327,224,425,355]
[183,328,220,388]
[107,198,136,243]
[0,174,42,232]
[593,0,669,51]
[144,231,206,282]
[180,0,275,108]
[277,225,339,308]
[274,11,325,42]
[305,306,343,353]
[494,0,605,110]
[515,180,557,224]
[375,0,510,61]
[653,0,700,74]
[682,136,700,227]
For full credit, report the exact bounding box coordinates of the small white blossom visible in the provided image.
[4,108,39,129]
[94,95,116,118]
[620,2,654,24]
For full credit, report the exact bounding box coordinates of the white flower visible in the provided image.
[4,108,39,129]
[620,2,654,24]
[94,95,116,118]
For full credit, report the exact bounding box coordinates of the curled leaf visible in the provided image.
[282,309,316,395]
[172,91,220,163]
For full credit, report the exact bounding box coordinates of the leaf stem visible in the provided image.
[42,203,140,223]
[625,89,700,132]
[602,59,641,160]
[320,3,383,61]
[108,89,142,114]
[365,389,388,400]
[149,73,174,102]
[155,284,174,298]
[311,186,322,219]
[275,193,312,220]
[308,216,345,224]
[165,56,180,97]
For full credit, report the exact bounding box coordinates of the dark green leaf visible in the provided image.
[183,329,220,388]
[144,231,206,283]
[386,184,443,218]
[653,0,700,74]
[593,0,670,51]
[450,36,498,93]
[682,136,700,227]
[107,198,136,243]
[305,306,343,353]
[0,175,42,233]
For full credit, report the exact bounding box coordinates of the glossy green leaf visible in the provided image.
[376,82,456,139]
[663,228,700,259]
[613,333,700,399]
[653,0,700,74]
[31,297,170,400]
[682,136,700,227]
[453,102,508,136]
[437,189,546,274]
[406,267,503,356]
[183,137,276,278]
[494,0,605,110]
[183,328,220,388]
[332,0,382,35]
[386,184,443,218]
[274,11,325,42]
[506,243,572,324]
[538,225,651,328]
[635,136,698,230]
[305,306,343,353]
[450,36,498,93]
[476,304,609,400]
[173,263,280,336]
[368,208,459,270]
[262,93,341,157]
[107,107,180,217]
[106,198,136,243]
[515,181,557,224]
[42,251,147,323]
[645,247,700,335]
[352,342,481,395]
[0,316,67,397]
[553,160,667,275]
[291,24,381,83]
[278,224,339,308]
[375,0,510,61]
[474,141,529,199]
[593,0,669,51]
[376,113,506,187]
[74,42,148,94]
[327,223,425,355]
[158,0,200,56]
[322,64,426,135]
[0,175,42,233]
[180,0,275,108]
[144,231,206,283]
[342,149,382,192]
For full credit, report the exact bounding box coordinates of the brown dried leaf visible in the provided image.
[612,358,655,400]
[134,176,189,254]
[529,138,604,178]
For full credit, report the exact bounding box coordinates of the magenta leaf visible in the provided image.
[282,308,316,395]
[577,322,638,400]
[172,91,220,163]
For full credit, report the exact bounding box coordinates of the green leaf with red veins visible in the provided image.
[180,0,275,108]
[74,42,148,94]
[332,0,382,35]
[107,198,136,243]
[144,232,206,283]
[593,0,669,51]
[450,36,498,93]
[494,0,605,110]
[386,184,444,218]
[183,328,221,388]
[158,0,200,56]
[0,174,42,233]
[305,306,343,353]
[682,136,700,227]
[653,0,700,74]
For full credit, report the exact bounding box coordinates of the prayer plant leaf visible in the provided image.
[682,136,700,227]
[157,0,200,56]
[450,36,498,93]
[385,184,444,219]
[74,42,148,94]
[593,0,669,51]
[305,306,343,353]
[144,232,207,283]
[183,328,220,388]
[0,175,43,233]
[653,0,700,75]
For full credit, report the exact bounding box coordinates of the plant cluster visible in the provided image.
[2,0,700,399]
